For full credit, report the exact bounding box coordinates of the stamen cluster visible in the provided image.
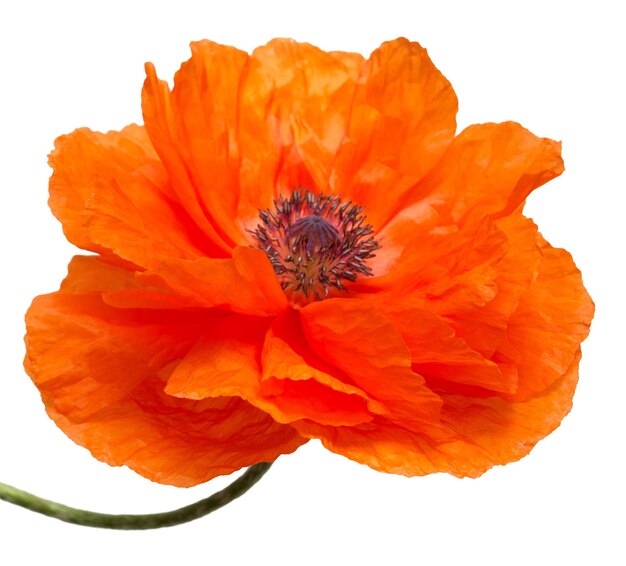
[252,189,380,302]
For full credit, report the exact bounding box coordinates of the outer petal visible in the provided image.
[368,216,542,396]
[448,214,544,360]
[49,125,222,265]
[367,122,562,286]
[296,350,582,478]
[142,62,237,253]
[170,41,249,244]
[49,126,282,316]
[439,219,593,401]
[333,38,458,229]
[61,255,198,310]
[24,258,303,487]
[143,42,250,247]
[498,240,594,400]
[370,212,591,403]
[409,121,564,226]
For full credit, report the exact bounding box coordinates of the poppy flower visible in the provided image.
[25,38,594,487]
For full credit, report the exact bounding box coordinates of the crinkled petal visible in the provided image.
[363,217,508,316]
[49,125,223,265]
[142,62,237,253]
[260,312,387,426]
[24,258,303,487]
[138,246,288,316]
[412,121,564,226]
[164,316,267,402]
[143,42,251,246]
[61,255,199,310]
[236,39,363,228]
[448,214,543,360]
[367,123,561,282]
[333,38,458,229]
[372,303,515,393]
[498,240,594,400]
[295,350,581,478]
[300,299,442,429]
[166,311,384,427]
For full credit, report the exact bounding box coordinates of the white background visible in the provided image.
[0,1,623,564]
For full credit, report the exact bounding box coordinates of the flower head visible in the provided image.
[25,38,594,486]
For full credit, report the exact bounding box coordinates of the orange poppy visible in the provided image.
[25,38,594,487]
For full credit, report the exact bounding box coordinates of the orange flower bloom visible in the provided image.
[25,38,594,487]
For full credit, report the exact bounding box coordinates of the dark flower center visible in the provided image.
[285,215,341,254]
[252,189,380,301]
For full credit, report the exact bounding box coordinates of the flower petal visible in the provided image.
[413,121,564,226]
[295,349,582,478]
[498,240,594,400]
[143,42,250,247]
[164,316,267,402]
[49,125,222,265]
[333,38,458,229]
[260,312,386,426]
[300,299,442,429]
[363,217,509,316]
[236,39,363,227]
[138,246,288,316]
[448,214,543,359]
[142,62,240,253]
[25,259,303,487]
[166,311,384,427]
[61,255,198,310]
[374,304,515,393]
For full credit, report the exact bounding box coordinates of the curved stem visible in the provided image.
[0,462,272,530]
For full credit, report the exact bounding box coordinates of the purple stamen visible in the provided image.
[252,189,380,302]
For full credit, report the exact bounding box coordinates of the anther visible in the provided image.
[251,189,380,303]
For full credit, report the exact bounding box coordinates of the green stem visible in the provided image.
[0,462,272,530]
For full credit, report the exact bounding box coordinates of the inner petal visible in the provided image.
[260,377,375,426]
[260,311,388,426]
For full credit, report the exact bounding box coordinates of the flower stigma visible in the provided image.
[253,189,381,302]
